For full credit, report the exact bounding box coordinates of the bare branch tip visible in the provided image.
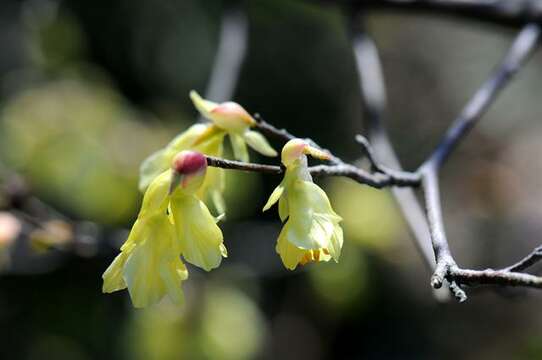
[431,262,449,289]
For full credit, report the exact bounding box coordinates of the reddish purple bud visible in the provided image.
[172,151,207,175]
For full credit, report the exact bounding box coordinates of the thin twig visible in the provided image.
[310,164,420,188]
[323,0,542,29]
[355,134,426,182]
[349,13,437,273]
[450,267,542,288]
[253,113,420,186]
[349,15,542,300]
[254,114,343,165]
[354,134,385,173]
[206,156,421,188]
[420,166,467,301]
[502,245,542,273]
[206,156,283,175]
[419,24,542,300]
[423,23,541,169]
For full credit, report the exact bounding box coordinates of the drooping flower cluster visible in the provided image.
[103,151,226,307]
[139,91,277,214]
[103,94,345,308]
[263,139,344,270]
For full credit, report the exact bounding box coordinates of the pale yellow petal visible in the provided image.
[284,179,341,250]
[275,221,336,270]
[168,123,210,150]
[123,241,166,308]
[278,196,289,222]
[193,124,225,147]
[197,166,226,214]
[139,170,171,218]
[139,149,170,192]
[215,213,226,223]
[210,189,226,215]
[293,180,336,216]
[275,223,304,270]
[102,253,128,293]
[229,133,249,162]
[120,219,147,250]
[243,130,277,157]
[219,243,228,257]
[299,249,332,265]
[262,184,284,212]
[328,224,343,262]
[316,249,332,263]
[121,215,182,308]
[307,214,335,248]
[159,257,188,305]
[286,212,330,250]
[195,130,225,156]
[190,90,218,118]
[171,195,225,271]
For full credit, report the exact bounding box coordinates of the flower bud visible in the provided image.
[190,90,255,133]
[210,102,256,132]
[172,150,207,175]
[170,151,208,194]
[281,139,330,167]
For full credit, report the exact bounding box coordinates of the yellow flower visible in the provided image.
[139,123,226,214]
[103,170,187,308]
[169,151,227,272]
[103,151,226,307]
[263,139,344,270]
[190,90,277,162]
[140,92,276,214]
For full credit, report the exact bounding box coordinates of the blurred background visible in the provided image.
[1,0,542,359]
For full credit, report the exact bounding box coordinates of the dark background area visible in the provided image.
[1,1,542,359]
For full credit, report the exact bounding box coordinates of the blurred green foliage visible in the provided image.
[1,78,170,224]
[126,281,265,360]
[309,243,369,312]
[328,177,401,251]
[23,4,87,72]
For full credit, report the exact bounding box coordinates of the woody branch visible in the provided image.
[321,0,542,29]
[205,13,542,302]
[418,23,542,301]
[5,1,542,302]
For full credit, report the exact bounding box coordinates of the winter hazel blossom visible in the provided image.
[102,151,226,308]
[138,91,277,215]
[263,139,344,270]
[190,90,277,162]
[168,151,227,272]
[139,123,226,214]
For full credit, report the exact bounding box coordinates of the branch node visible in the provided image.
[448,280,468,303]
[355,134,383,172]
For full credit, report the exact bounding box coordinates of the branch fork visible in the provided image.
[5,3,542,304]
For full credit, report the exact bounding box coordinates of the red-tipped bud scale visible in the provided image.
[170,151,208,194]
